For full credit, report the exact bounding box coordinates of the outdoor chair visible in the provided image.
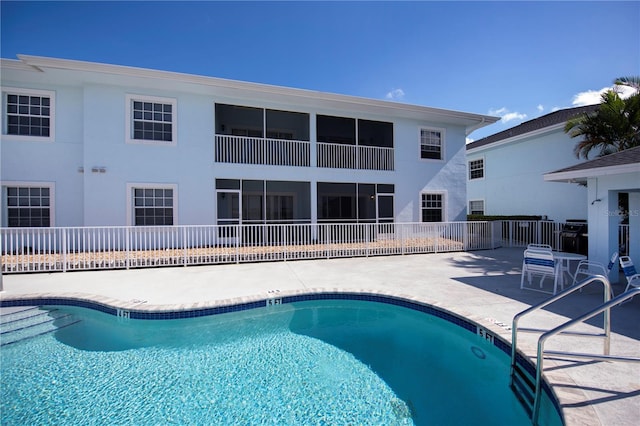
[521,249,560,294]
[572,252,618,295]
[572,252,618,283]
[526,244,553,252]
[619,256,640,298]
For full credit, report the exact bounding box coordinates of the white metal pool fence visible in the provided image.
[0,221,628,274]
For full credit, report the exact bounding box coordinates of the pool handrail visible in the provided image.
[511,276,640,425]
[532,287,640,424]
[510,275,611,423]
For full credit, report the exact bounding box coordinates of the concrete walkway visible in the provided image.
[1,247,638,425]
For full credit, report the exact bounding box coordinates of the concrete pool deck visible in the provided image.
[1,247,638,425]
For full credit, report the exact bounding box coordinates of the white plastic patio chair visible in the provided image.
[572,252,618,286]
[619,256,640,298]
[526,244,552,252]
[521,249,560,294]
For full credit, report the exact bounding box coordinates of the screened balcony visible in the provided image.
[214,106,394,171]
[316,115,394,171]
[215,104,311,167]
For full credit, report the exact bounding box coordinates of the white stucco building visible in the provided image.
[1,55,497,230]
[545,146,640,282]
[466,106,597,222]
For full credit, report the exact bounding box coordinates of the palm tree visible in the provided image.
[615,76,640,90]
[565,76,640,159]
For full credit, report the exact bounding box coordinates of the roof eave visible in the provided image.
[544,163,640,183]
[11,55,498,128]
[467,123,564,153]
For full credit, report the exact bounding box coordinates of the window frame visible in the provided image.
[2,181,55,227]
[125,94,177,146]
[468,158,485,180]
[2,87,56,142]
[419,127,445,161]
[126,183,178,226]
[468,199,485,216]
[420,191,446,223]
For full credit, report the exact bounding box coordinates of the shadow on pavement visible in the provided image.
[449,248,640,341]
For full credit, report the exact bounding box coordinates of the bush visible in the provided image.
[466,215,544,221]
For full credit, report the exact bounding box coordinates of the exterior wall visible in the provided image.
[1,60,475,227]
[586,172,640,283]
[1,77,84,227]
[467,128,587,222]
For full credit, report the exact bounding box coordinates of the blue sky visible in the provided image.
[2,1,638,141]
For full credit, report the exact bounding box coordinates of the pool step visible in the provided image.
[510,364,535,418]
[0,307,80,346]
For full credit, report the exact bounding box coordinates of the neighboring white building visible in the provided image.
[545,146,640,282]
[1,55,497,229]
[466,106,597,222]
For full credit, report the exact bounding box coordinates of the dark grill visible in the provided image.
[561,222,588,255]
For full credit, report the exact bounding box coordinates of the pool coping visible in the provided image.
[1,287,600,426]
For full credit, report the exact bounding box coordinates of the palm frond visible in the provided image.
[614,76,640,90]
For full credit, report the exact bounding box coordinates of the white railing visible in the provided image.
[498,220,587,251]
[317,142,394,170]
[215,135,311,167]
[358,145,394,170]
[2,221,628,273]
[0,222,496,273]
[499,220,563,250]
[317,142,357,169]
[214,136,393,170]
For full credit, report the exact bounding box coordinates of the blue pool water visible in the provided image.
[0,299,563,425]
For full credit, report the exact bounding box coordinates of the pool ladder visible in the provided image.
[509,275,640,425]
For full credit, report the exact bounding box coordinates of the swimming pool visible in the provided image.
[0,294,563,425]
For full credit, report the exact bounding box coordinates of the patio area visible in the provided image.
[1,247,638,425]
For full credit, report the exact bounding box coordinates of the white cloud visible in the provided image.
[502,112,527,122]
[385,88,405,100]
[572,88,606,106]
[488,107,527,123]
[466,137,474,144]
[537,104,544,112]
[572,85,638,106]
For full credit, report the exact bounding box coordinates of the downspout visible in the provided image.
[466,117,486,136]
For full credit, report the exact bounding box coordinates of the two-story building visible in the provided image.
[466,106,598,222]
[1,55,497,235]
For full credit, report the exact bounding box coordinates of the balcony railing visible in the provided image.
[317,142,394,171]
[1,222,496,273]
[214,135,394,171]
[215,135,311,167]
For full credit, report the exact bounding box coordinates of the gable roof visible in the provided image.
[544,145,640,183]
[467,105,599,151]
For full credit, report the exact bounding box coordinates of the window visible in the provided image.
[317,115,356,145]
[318,182,395,223]
[358,119,393,148]
[469,158,484,180]
[420,128,443,160]
[266,109,309,141]
[3,88,55,141]
[129,185,176,225]
[215,104,263,137]
[266,194,294,221]
[4,185,53,227]
[215,179,310,225]
[421,193,444,222]
[126,95,176,145]
[469,200,485,216]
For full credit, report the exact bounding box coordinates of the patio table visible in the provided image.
[553,252,587,289]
